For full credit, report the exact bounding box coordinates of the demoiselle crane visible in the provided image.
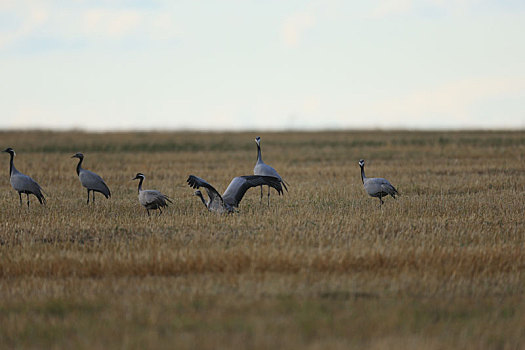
[359,159,398,207]
[71,152,111,204]
[132,173,172,216]
[2,147,46,208]
[187,174,283,213]
[253,136,288,205]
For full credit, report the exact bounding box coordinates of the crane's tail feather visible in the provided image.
[101,182,111,198]
[380,183,398,199]
[388,185,398,198]
[37,192,46,205]
[40,187,48,197]
[264,176,283,196]
[93,188,110,199]
[391,185,399,198]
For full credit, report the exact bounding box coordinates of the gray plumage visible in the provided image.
[359,159,398,207]
[187,174,283,213]
[253,136,288,205]
[72,152,111,204]
[132,173,172,216]
[2,147,46,207]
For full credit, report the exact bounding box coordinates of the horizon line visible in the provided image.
[1,126,524,133]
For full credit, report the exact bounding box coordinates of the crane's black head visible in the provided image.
[132,173,145,180]
[255,136,261,145]
[194,190,202,197]
[71,152,84,159]
[359,159,365,168]
[2,147,15,156]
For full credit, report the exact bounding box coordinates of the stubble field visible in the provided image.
[0,130,524,349]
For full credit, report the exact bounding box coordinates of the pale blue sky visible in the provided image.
[1,0,524,130]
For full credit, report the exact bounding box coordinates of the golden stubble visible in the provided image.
[0,130,524,349]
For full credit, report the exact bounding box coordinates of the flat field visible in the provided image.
[0,130,524,349]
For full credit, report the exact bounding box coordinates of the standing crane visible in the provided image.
[2,147,46,208]
[359,159,398,207]
[132,173,172,216]
[253,136,288,205]
[71,152,111,204]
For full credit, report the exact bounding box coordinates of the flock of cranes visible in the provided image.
[2,137,398,215]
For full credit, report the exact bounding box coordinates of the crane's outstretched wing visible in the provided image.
[222,175,283,208]
[187,175,224,204]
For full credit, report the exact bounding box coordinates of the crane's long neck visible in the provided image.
[8,152,14,176]
[76,157,84,176]
[256,144,263,163]
[137,177,144,193]
[196,192,208,208]
[360,165,366,184]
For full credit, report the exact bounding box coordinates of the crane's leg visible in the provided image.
[92,191,95,204]
[147,209,150,217]
[26,193,30,208]
[19,192,23,206]
[260,185,263,203]
[86,189,90,204]
[267,185,271,206]
[158,208,163,216]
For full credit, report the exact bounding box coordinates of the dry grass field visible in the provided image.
[0,130,524,349]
